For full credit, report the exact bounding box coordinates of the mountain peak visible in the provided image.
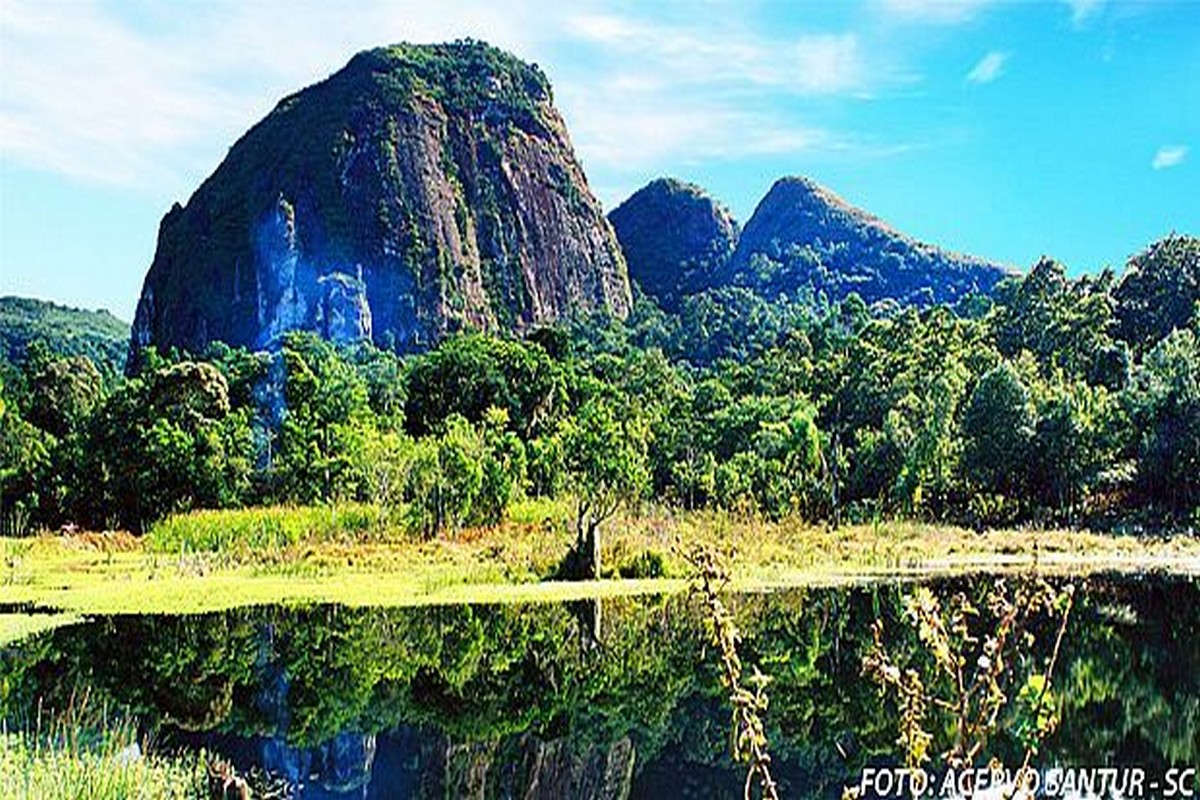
[608,177,738,309]
[727,175,1010,306]
[132,41,630,357]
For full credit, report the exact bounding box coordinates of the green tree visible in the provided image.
[86,360,253,531]
[962,363,1035,510]
[990,258,1117,379]
[1122,328,1200,511]
[1030,380,1115,514]
[404,415,484,538]
[474,408,526,527]
[0,376,51,534]
[560,398,650,579]
[1114,235,1200,353]
[403,334,563,437]
[24,354,103,439]
[274,333,374,504]
[356,427,414,526]
[526,433,567,498]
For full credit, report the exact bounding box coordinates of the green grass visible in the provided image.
[1,503,1197,624]
[146,503,384,555]
[0,696,206,799]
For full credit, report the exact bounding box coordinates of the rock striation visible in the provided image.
[132,41,631,356]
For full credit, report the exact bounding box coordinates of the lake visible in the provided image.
[1,572,1196,798]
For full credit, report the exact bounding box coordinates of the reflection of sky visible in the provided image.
[1,1,1197,319]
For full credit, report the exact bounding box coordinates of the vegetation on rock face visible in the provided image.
[608,177,739,310]
[132,40,630,357]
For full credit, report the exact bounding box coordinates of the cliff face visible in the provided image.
[608,178,738,309]
[725,176,1011,306]
[132,42,631,355]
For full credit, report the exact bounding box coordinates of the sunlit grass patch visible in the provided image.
[146,503,384,555]
[0,694,206,799]
[1,506,1197,616]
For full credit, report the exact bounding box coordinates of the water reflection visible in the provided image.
[1,573,1196,798]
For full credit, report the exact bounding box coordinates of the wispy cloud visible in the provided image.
[877,0,997,24]
[566,14,865,95]
[0,0,881,196]
[1063,0,1105,25]
[0,0,544,189]
[966,51,1009,84]
[1152,145,1188,170]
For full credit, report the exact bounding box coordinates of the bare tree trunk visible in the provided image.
[585,520,601,580]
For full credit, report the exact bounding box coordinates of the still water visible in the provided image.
[2,573,1197,798]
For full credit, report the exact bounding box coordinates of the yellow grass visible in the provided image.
[1,504,1196,626]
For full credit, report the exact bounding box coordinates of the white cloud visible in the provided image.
[565,14,864,95]
[1063,0,1105,25]
[877,0,997,24]
[552,13,874,177]
[0,0,546,189]
[556,60,846,181]
[966,51,1009,84]
[1152,145,1188,170]
[0,1,877,196]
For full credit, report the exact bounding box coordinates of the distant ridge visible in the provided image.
[610,174,1012,310]
[724,176,1013,307]
[608,177,738,309]
[0,295,129,373]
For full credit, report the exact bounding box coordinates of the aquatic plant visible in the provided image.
[860,577,1076,798]
[0,690,206,799]
[687,544,780,800]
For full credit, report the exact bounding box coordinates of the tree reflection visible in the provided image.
[1,574,1195,798]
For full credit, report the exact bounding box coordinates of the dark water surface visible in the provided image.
[2,573,1197,798]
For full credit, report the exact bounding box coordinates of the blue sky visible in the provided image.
[1,0,1196,321]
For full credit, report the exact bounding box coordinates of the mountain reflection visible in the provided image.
[2,574,1196,798]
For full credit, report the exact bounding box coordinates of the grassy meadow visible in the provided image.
[1,500,1196,640]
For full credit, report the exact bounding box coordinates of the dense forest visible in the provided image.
[0,296,128,377]
[1,235,1197,542]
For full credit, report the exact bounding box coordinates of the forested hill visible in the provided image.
[1,234,1196,537]
[0,296,128,374]
[608,178,739,311]
[725,176,1012,306]
[611,175,1011,310]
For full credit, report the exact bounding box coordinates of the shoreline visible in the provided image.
[2,512,1197,643]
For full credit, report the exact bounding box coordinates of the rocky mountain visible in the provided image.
[608,175,1010,313]
[608,178,738,309]
[0,296,129,374]
[132,41,631,357]
[723,176,1011,307]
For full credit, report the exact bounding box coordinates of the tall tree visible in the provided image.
[1114,235,1200,353]
[962,363,1035,504]
[86,360,252,530]
[274,333,373,504]
[1122,328,1200,512]
[560,397,650,579]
